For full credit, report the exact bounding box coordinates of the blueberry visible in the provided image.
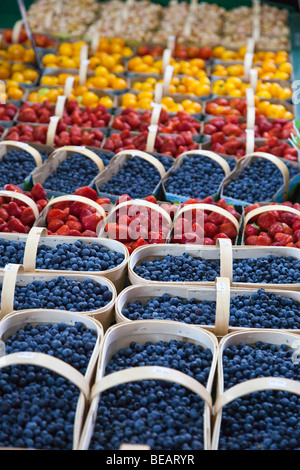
[232,256,300,284]
[0,149,48,188]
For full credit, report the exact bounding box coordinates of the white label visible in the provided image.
[217,282,226,291]
[269,378,287,388]
[18,352,36,359]
[153,367,170,376]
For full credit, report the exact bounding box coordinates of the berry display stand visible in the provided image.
[93,149,167,202]
[0,227,129,293]
[0,263,117,330]
[78,320,218,450]
[211,329,300,450]
[0,350,91,450]
[28,145,106,197]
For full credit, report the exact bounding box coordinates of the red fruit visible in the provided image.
[47,208,67,223]
[7,202,22,218]
[81,213,102,232]
[292,219,300,232]
[203,237,214,245]
[132,237,148,250]
[0,208,9,221]
[206,212,225,226]
[56,225,71,236]
[66,220,83,232]
[81,230,98,237]
[173,217,191,235]
[256,233,272,246]
[257,212,278,231]
[144,195,157,204]
[213,233,230,243]
[280,212,298,227]
[204,222,219,238]
[31,183,47,201]
[269,222,285,238]
[7,218,26,233]
[191,222,204,236]
[74,186,98,201]
[274,232,294,246]
[148,232,165,244]
[47,219,65,232]
[219,222,237,240]
[20,207,36,227]
[245,223,259,237]
[295,241,300,248]
[245,235,259,245]
[294,230,300,242]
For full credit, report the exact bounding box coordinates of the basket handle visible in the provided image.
[174,203,240,232]
[214,377,300,416]
[106,199,172,228]
[112,149,166,179]
[0,141,43,168]
[23,227,48,272]
[216,238,233,281]
[0,351,90,402]
[238,152,290,201]
[244,204,300,226]
[90,365,212,409]
[46,145,105,172]
[43,194,107,223]
[0,190,40,220]
[177,149,231,177]
[0,263,24,319]
[214,277,231,337]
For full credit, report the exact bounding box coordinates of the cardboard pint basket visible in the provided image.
[218,151,291,206]
[161,149,232,204]
[93,149,167,202]
[115,281,300,337]
[0,227,129,293]
[211,330,300,450]
[0,263,117,331]
[27,145,106,197]
[0,349,91,450]
[128,238,235,288]
[78,320,218,450]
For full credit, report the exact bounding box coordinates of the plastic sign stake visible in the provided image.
[249,68,258,93]
[246,129,255,154]
[91,33,100,54]
[80,44,88,63]
[154,82,163,104]
[246,87,255,108]
[167,36,176,54]
[150,103,162,126]
[246,106,255,130]
[244,52,253,80]
[246,37,255,54]
[162,49,172,73]
[163,65,174,96]
[46,116,60,147]
[146,125,158,153]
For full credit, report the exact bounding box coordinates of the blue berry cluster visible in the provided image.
[133,252,220,283]
[122,293,216,325]
[0,321,98,449]
[98,157,165,199]
[43,153,100,194]
[232,255,300,284]
[229,289,300,329]
[89,340,213,450]
[223,158,292,203]
[164,155,236,199]
[218,342,300,450]
[11,277,112,312]
[0,239,125,272]
[0,150,47,188]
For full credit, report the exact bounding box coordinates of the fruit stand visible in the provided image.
[0,0,299,453]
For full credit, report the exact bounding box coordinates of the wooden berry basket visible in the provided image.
[27,145,106,197]
[93,149,168,202]
[211,330,300,450]
[0,263,117,330]
[240,203,300,246]
[0,227,129,293]
[128,239,300,291]
[0,350,91,450]
[161,149,233,204]
[218,151,291,206]
[0,188,41,223]
[115,281,300,337]
[78,320,218,450]
[167,201,241,245]
[0,140,44,176]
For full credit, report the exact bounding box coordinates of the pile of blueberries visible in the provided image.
[89,339,213,450]
[0,321,98,449]
[133,252,300,285]
[222,158,300,203]
[122,293,216,325]
[98,154,173,199]
[218,341,300,450]
[0,239,125,273]
[10,277,113,312]
[229,289,300,330]
[164,154,236,200]
[43,152,101,194]
[0,149,48,188]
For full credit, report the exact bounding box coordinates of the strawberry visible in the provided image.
[256,232,272,246]
[274,232,294,246]
[245,235,259,245]
[132,237,148,250]
[66,220,83,232]
[20,207,36,227]
[257,212,278,231]
[204,222,219,238]
[81,230,98,237]
[294,230,300,242]
[245,223,259,237]
[47,219,65,232]
[269,222,285,238]
[68,230,83,237]
[81,213,102,233]
[219,222,237,240]
[7,202,22,218]
[203,237,214,245]
[56,225,71,236]
[74,186,98,201]
[47,208,68,223]
[0,208,9,221]
[206,212,225,226]
[31,183,47,201]
[7,218,26,233]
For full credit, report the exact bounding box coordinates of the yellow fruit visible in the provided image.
[278,87,292,100]
[58,43,74,57]
[81,91,99,106]
[11,72,25,83]
[279,62,293,75]
[23,69,39,82]
[0,66,10,80]
[7,87,23,100]
[11,63,25,72]
[99,96,113,107]
[42,53,58,66]
[90,76,109,89]
[101,55,116,70]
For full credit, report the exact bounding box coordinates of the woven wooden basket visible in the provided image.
[78,320,219,450]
